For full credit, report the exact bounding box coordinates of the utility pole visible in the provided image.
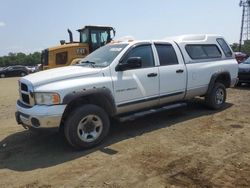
[239,0,250,52]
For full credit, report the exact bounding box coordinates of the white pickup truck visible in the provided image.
[16,34,238,149]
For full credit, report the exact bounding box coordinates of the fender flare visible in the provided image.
[62,88,117,116]
[207,71,231,95]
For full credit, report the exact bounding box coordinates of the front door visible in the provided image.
[112,44,159,114]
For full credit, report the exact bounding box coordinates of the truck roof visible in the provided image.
[111,34,224,45]
[164,34,223,43]
[77,25,114,31]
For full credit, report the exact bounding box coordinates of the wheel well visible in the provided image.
[61,94,115,125]
[214,73,231,88]
[206,72,231,96]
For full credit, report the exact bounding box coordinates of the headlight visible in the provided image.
[34,92,60,105]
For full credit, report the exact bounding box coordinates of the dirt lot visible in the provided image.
[0,77,250,187]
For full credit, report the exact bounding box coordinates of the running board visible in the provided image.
[117,102,187,122]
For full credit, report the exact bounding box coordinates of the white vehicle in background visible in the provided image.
[25,66,36,73]
[15,34,238,149]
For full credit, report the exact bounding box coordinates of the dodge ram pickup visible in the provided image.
[16,34,238,149]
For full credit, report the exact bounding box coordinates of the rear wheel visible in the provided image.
[205,83,226,110]
[0,73,5,78]
[64,104,110,150]
[236,82,242,86]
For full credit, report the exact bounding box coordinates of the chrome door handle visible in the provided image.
[176,69,184,73]
[147,73,158,77]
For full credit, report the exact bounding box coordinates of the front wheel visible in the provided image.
[64,104,110,150]
[205,83,226,110]
[0,73,5,78]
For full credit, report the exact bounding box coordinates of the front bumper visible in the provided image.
[16,100,66,129]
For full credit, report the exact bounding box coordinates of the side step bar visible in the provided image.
[117,102,187,122]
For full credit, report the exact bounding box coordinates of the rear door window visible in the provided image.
[155,44,179,66]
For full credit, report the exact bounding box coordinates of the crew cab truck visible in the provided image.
[16,34,238,149]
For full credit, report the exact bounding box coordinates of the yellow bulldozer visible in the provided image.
[41,25,115,70]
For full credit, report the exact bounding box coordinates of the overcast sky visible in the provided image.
[0,0,242,56]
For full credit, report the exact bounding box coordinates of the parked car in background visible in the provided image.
[0,65,29,78]
[26,66,37,73]
[238,57,250,85]
[235,52,248,63]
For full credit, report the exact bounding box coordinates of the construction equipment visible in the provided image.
[41,25,115,70]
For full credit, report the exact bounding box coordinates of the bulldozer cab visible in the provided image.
[78,25,115,52]
[41,25,115,70]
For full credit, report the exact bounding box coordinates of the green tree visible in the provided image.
[241,40,250,55]
[231,43,239,52]
[231,41,250,55]
[0,52,41,67]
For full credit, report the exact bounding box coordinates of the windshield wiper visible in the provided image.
[80,60,96,68]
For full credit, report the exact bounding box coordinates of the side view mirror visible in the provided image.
[115,57,142,71]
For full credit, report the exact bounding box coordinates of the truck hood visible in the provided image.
[22,66,102,86]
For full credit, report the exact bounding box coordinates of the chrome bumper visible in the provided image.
[16,100,66,129]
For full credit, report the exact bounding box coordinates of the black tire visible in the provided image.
[0,73,5,78]
[205,83,226,110]
[236,82,242,87]
[64,104,110,150]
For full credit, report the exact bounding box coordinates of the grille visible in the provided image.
[19,82,34,107]
[21,93,30,104]
[21,83,28,91]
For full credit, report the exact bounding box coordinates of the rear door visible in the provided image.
[154,43,187,105]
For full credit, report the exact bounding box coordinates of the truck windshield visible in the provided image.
[77,44,128,67]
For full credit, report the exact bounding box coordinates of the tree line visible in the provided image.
[0,52,41,67]
[231,41,250,55]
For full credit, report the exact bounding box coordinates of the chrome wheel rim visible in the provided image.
[0,74,4,78]
[21,73,26,77]
[215,88,224,105]
[77,115,103,143]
